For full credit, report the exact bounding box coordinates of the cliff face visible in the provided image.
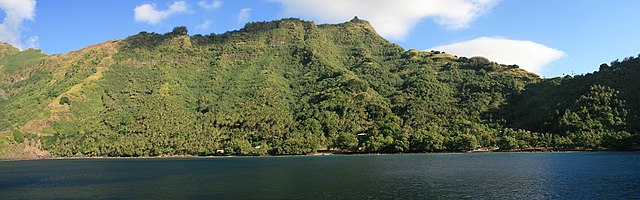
[0,18,636,158]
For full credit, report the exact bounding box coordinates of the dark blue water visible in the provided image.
[1,152,639,199]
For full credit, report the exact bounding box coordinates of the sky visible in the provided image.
[2,0,640,77]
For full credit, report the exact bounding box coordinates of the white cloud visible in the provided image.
[430,37,566,73]
[237,7,252,24]
[198,0,222,10]
[26,36,38,48]
[134,1,189,25]
[0,0,37,49]
[271,0,498,40]
[196,20,213,30]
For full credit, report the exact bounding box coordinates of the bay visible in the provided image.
[1,152,639,199]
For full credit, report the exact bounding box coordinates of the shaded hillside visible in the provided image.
[0,18,636,158]
[502,56,640,149]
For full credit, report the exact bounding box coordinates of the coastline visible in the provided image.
[2,148,638,161]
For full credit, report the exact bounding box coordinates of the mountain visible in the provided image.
[0,18,637,159]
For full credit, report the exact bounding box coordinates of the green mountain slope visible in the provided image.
[0,18,637,158]
[502,56,640,149]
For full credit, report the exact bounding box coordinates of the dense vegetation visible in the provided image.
[0,18,638,158]
[502,56,640,149]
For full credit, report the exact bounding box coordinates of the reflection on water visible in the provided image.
[1,152,639,199]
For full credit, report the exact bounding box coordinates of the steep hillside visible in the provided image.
[0,18,636,158]
[503,56,640,149]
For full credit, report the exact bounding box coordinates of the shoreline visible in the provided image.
[2,149,638,161]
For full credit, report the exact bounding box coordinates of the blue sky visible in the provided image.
[3,0,640,77]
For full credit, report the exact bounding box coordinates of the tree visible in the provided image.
[497,135,518,150]
[59,96,71,105]
[169,26,188,36]
[558,85,627,148]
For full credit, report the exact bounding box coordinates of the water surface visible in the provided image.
[1,152,639,199]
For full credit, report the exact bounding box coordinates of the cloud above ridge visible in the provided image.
[196,20,213,30]
[134,1,189,25]
[237,7,252,24]
[430,37,566,73]
[0,0,37,49]
[272,0,498,40]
